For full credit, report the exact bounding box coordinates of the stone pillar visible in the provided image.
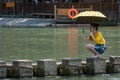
[61,58,82,76]
[0,61,6,78]
[86,58,106,74]
[109,56,120,73]
[12,60,33,77]
[37,59,57,77]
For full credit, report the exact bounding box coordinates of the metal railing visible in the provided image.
[0,2,118,20]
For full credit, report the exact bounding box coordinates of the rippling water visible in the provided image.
[1,74,120,80]
[0,26,120,80]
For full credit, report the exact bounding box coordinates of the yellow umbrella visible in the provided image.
[73,11,108,24]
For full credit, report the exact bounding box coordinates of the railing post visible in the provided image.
[54,5,57,20]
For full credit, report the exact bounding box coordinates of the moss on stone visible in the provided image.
[37,67,44,77]
[7,67,19,78]
[106,62,114,74]
[57,64,70,76]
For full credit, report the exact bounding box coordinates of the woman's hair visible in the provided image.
[90,23,99,31]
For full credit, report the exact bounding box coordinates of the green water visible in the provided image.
[0,74,120,80]
[0,27,120,62]
[0,26,120,80]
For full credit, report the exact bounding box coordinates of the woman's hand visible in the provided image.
[81,33,89,42]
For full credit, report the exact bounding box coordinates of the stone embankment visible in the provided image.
[0,56,120,78]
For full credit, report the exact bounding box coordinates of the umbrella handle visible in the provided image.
[82,28,84,33]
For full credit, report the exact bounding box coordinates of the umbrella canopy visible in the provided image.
[73,11,108,24]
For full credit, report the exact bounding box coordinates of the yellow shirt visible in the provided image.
[88,32,106,44]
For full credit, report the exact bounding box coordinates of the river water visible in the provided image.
[0,74,120,80]
[0,26,120,80]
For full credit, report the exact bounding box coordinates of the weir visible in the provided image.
[0,56,120,78]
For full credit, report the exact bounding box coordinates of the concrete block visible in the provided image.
[12,60,33,77]
[12,60,32,67]
[62,58,82,66]
[109,56,120,73]
[0,61,6,78]
[86,58,106,74]
[37,59,57,76]
[62,58,82,75]
[19,66,33,77]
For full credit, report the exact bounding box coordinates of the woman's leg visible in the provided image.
[85,44,99,56]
